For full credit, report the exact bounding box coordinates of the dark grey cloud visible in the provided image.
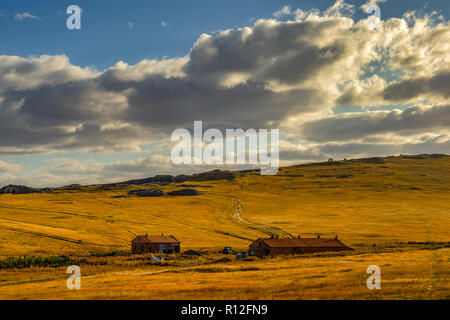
[383,71,450,102]
[300,104,450,142]
[184,18,348,86]
[123,78,324,130]
[0,79,146,152]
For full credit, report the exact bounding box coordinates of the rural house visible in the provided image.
[249,235,352,256]
[131,234,180,254]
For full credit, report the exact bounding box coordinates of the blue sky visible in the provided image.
[1,0,447,69]
[0,0,449,187]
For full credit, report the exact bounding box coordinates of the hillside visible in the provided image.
[0,154,449,256]
[0,154,449,299]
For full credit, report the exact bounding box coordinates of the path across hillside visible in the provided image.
[232,196,293,238]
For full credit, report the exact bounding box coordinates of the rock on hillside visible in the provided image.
[0,185,52,194]
[57,184,83,191]
[128,189,167,197]
[121,174,189,186]
[174,174,190,182]
[189,170,236,181]
[108,170,231,188]
[168,189,201,196]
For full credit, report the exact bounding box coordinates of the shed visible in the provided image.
[131,234,180,254]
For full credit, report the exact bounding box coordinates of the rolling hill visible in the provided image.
[0,154,449,299]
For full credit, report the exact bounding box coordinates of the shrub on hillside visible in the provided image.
[0,255,71,269]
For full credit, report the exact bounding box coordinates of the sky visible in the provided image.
[0,0,449,187]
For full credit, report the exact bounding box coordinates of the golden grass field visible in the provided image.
[0,155,449,299]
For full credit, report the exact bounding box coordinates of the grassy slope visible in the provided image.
[0,155,449,299]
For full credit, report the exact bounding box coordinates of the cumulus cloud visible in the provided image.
[337,70,450,107]
[299,104,450,142]
[383,72,450,102]
[0,55,94,91]
[183,18,361,88]
[1,13,370,154]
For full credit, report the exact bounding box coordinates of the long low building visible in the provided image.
[249,235,352,256]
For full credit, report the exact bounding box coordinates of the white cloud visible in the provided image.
[273,6,292,18]
[161,21,169,27]
[14,12,38,21]
[0,160,21,173]
[324,0,355,17]
[361,0,387,13]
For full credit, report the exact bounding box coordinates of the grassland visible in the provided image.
[0,155,449,299]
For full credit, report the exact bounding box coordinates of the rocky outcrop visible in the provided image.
[121,175,176,185]
[168,189,201,196]
[174,174,190,182]
[177,184,212,188]
[153,175,176,183]
[128,188,201,197]
[0,185,52,194]
[128,189,167,197]
[112,170,234,187]
[337,174,353,178]
[99,183,128,190]
[182,250,206,256]
[348,157,386,164]
[189,170,236,181]
[57,184,83,191]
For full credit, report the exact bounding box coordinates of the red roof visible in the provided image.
[258,237,349,248]
[132,235,179,243]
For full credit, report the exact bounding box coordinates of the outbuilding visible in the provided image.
[131,234,180,254]
[249,235,352,256]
